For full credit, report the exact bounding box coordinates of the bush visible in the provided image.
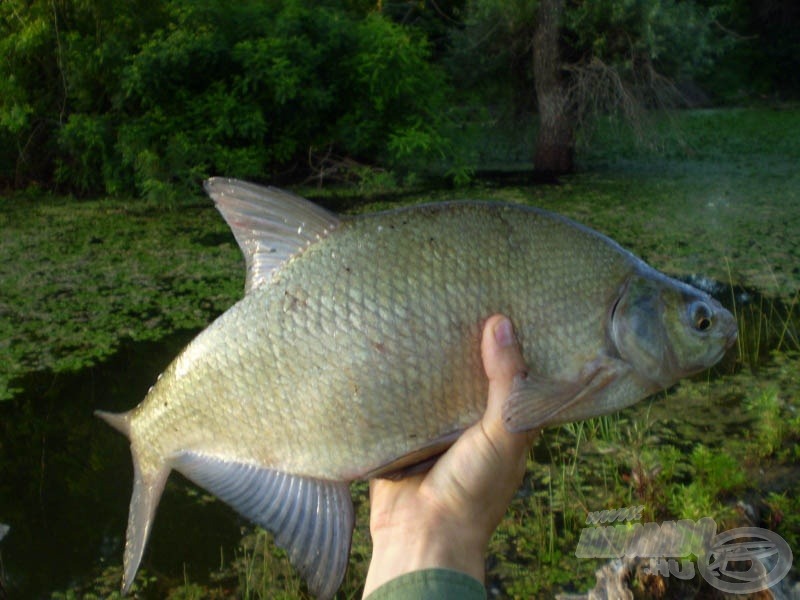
[0,0,464,199]
[116,1,462,198]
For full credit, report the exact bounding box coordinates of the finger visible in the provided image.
[482,315,527,385]
[480,315,538,455]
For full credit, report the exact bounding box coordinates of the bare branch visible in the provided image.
[563,55,687,146]
[305,146,387,188]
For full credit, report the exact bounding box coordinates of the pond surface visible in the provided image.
[0,332,245,598]
[1,279,797,598]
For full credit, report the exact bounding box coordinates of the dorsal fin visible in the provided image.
[204,178,340,294]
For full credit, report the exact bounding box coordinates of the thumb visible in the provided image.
[480,315,538,456]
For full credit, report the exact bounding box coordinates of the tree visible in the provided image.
[0,0,67,187]
[452,0,730,176]
[0,0,163,190]
[532,0,573,175]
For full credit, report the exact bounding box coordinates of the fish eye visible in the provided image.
[690,301,713,332]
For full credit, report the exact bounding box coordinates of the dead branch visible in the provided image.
[305,146,388,187]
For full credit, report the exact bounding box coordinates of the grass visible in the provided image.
[744,387,785,458]
[482,350,800,597]
[9,105,800,598]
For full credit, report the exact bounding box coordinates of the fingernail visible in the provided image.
[494,317,514,347]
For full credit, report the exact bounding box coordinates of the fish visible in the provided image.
[97,178,737,598]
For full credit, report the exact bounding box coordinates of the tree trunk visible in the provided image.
[532,0,574,177]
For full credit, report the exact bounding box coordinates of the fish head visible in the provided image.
[611,271,738,389]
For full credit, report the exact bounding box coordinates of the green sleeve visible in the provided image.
[364,568,487,600]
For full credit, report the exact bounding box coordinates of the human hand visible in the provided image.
[362,315,539,597]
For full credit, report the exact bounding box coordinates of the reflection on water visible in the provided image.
[0,331,242,599]
[0,283,796,598]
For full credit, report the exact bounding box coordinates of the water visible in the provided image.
[0,332,243,599]
[0,284,797,598]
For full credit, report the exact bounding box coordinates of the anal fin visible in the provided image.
[173,453,353,600]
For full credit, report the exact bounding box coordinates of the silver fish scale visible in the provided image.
[130,202,635,481]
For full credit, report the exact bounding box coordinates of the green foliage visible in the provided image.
[232,529,308,599]
[446,0,537,108]
[449,0,739,170]
[0,0,463,198]
[686,444,746,495]
[744,387,784,458]
[51,566,155,599]
[2,0,798,195]
[56,113,125,194]
[451,0,727,107]
[765,491,800,551]
[0,0,63,184]
[665,444,746,522]
[563,0,728,77]
[742,382,800,462]
[697,0,800,101]
[0,0,164,189]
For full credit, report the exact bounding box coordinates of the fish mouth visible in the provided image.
[719,313,739,353]
[708,315,738,358]
[712,340,733,365]
[703,323,739,369]
[672,322,738,379]
[724,325,739,350]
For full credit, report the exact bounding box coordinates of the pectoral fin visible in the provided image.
[173,453,353,600]
[503,358,628,432]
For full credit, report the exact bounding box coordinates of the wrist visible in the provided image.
[363,519,486,597]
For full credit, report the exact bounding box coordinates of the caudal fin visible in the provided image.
[95,409,132,437]
[95,409,170,594]
[121,452,170,594]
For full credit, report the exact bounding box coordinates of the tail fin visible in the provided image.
[122,452,169,594]
[95,409,170,594]
[95,409,132,437]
